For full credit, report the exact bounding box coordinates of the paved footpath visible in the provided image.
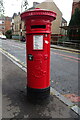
[1,52,80,119]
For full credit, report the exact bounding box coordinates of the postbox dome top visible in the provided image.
[21,8,57,21]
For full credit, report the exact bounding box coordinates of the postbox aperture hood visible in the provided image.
[21,8,57,22]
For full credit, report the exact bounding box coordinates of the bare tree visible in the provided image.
[0,0,4,16]
[21,0,28,12]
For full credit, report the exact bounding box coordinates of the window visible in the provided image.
[20,24,22,29]
[0,20,5,24]
[2,21,5,24]
[0,26,5,29]
[2,26,5,29]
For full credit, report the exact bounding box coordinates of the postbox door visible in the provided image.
[27,34,50,89]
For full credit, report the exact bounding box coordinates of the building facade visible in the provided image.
[0,16,5,34]
[35,0,62,35]
[13,0,67,42]
[60,18,67,35]
[13,14,21,35]
[12,13,25,39]
[72,0,80,15]
[0,16,11,34]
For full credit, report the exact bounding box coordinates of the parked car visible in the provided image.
[20,36,26,42]
[0,34,6,39]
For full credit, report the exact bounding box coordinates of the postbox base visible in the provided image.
[27,86,50,104]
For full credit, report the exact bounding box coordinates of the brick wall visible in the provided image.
[5,17,11,32]
[0,17,11,34]
[72,1,80,15]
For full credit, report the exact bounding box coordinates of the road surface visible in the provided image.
[0,39,79,104]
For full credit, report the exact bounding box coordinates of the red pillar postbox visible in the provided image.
[21,8,56,101]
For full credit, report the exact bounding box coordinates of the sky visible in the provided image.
[3,0,73,24]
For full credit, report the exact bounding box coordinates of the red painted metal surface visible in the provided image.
[21,8,56,89]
